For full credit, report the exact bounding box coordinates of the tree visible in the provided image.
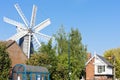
[0,42,11,79]
[103,48,120,79]
[54,26,68,55]
[69,28,87,79]
[54,27,87,79]
[26,39,58,79]
[26,26,87,80]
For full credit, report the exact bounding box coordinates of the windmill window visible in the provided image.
[98,65,105,73]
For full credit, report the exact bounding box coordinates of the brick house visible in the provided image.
[85,54,113,80]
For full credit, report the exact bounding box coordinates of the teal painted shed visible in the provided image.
[12,64,50,80]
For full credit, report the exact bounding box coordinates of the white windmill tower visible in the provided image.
[3,3,52,58]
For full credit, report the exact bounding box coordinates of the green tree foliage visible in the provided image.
[54,26,68,55]
[54,27,87,79]
[103,48,120,79]
[0,42,11,79]
[26,39,58,79]
[26,26,87,80]
[69,28,87,79]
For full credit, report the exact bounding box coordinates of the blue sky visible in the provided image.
[0,0,120,55]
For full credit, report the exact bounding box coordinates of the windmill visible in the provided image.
[3,3,52,58]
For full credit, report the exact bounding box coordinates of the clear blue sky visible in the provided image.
[0,0,120,55]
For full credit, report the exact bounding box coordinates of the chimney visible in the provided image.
[87,53,91,61]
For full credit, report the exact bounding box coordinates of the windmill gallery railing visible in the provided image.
[12,64,50,80]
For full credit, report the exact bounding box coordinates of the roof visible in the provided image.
[5,40,28,67]
[85,55,94,65]
[6,40,15,48]
[13,64,48,73]
[0,40,16,48]
[86,54,113,67]
[96,54,113,67]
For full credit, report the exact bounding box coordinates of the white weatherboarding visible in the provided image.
[4,3,52,58]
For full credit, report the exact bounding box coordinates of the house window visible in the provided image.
[98,65,105,73]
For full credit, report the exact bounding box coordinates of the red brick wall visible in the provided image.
[6,41,27,67]
[86,58,95,80]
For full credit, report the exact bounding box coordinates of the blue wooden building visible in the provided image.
[12,64,50,80]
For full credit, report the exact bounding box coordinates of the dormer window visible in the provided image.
[98,65,105,73]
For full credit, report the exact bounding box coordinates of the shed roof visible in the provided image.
[13,64,48,73]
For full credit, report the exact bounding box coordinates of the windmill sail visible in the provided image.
[4,3,52,58]
[30,5,37,28]
[14,3,29,27]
